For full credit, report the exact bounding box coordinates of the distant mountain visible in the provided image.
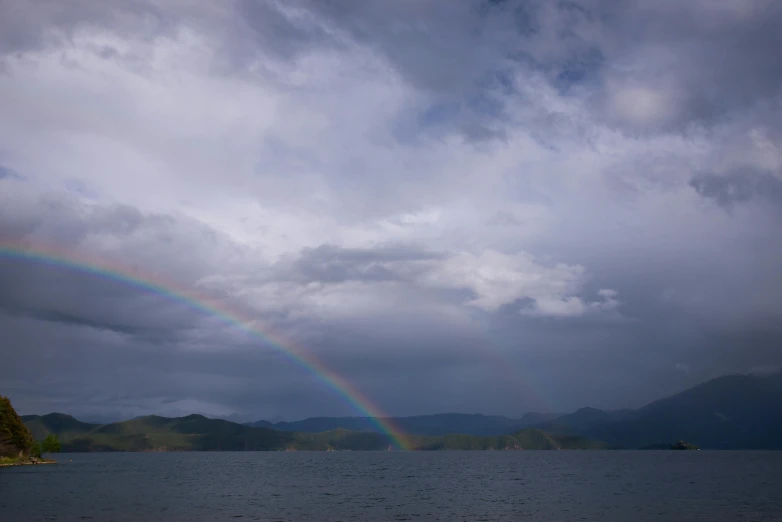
[21,413,602,451]
[535,373,782,449]
[247,416,376,433]
[515,411,562,427]
[534,407,635,436]
[247,412,561,436]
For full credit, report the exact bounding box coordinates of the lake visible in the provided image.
[1,451,780,521]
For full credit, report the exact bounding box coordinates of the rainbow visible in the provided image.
[0,242,412,450]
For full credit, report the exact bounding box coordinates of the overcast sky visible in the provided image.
[1,0,781,422]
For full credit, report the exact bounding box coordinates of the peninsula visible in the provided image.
[1,396,56,466]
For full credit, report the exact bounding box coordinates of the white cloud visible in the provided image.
[421,250,582,312]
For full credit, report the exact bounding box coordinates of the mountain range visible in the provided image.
[249,372,782,449]
[246,411,560,436]
[17,372,782,451]
[535,373,782,449]
[20,413,606,451]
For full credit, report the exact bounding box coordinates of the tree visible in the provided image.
[30,441,42,459]
[41,434,61,457]
[0,396,34,456]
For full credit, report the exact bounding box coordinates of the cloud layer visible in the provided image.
[1,0,780,421]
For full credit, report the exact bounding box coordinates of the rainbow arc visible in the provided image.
[0,243,411,450]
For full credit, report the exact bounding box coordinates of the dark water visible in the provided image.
[1,452,780,521]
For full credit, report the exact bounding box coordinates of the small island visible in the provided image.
[642,440,700,450]
[670,440,700,450]
[1,396,58,467]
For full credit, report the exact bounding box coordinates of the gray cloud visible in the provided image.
[0,165,22,180]
[0,305,146,337]
[690,169,782,210]
[606,1,782,121]
[278,244,441,284]
[0,0,176,54]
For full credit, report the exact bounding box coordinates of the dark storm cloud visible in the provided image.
[605,1,782,120]
[0,289,495,420]
[299,0,782,130]
[0,189,264,356]
[224,0,782,137]
[690,169,782,210]
[0,256,205,344]
[0,311,322,421]
[284,0,607,92]
[0,305,145,336]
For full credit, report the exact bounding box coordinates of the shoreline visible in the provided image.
[0,458,57,467]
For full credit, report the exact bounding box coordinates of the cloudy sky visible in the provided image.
[1,0,781,422]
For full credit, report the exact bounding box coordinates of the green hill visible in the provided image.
[22,413,99,440]
[290,428,393,451]
[22,413,295,452]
